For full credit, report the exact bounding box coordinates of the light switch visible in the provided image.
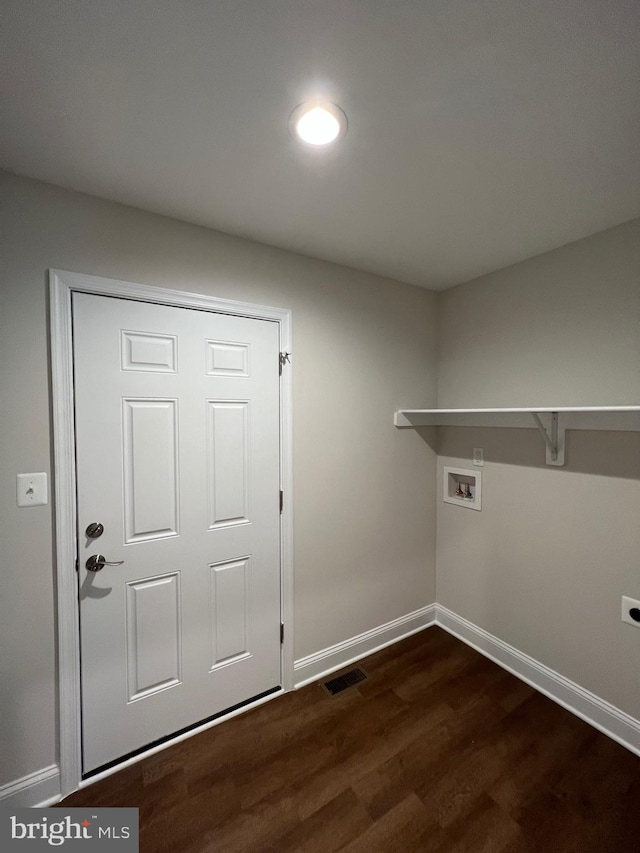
[16,472,48,507]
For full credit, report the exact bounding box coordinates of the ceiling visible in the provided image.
[2,1,639,290]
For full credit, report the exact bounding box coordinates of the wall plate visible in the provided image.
[16,472,48,507]
[621,595,640,628]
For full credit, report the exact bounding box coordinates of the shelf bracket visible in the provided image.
[531,412,565,466]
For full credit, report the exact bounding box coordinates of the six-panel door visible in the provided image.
[73,292,281,773]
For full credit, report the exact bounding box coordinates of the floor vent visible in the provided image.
[321,667,368,696]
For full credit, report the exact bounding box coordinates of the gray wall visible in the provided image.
[436,219,640,720]
[2,169,638,794]
[437,219,640,408]
[0,171,438,787]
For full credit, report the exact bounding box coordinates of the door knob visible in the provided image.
[86,554,125,572]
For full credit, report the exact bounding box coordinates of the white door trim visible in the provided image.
[50,269,294,797]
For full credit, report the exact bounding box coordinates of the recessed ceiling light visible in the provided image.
[289,102,348,146]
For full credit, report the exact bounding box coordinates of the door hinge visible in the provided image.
[279,351,291,375]
[280,623,284,644]
[279,489,284,513]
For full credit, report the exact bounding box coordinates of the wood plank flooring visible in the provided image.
[58,628,640,852]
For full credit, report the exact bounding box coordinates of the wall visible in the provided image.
[435,219,640,721]
[0,171,438,792]
[3,168,637,798]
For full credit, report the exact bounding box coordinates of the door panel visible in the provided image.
[122,398,180,541]
[121,330,178,373]
[73,292,281,773]
[125,573,182,701]
[206,401,250,528]
[209,557,250,667]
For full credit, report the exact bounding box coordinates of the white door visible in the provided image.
[73,292,282,773]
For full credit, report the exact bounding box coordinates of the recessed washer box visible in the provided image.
[443,466,482,511]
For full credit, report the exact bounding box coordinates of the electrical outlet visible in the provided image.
[16,472,48,507]
[472,447,484,467]
[621,596,640,628]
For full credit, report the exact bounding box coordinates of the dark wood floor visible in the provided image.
[58,628,640,852]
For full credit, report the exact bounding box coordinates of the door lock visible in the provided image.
[85,554,125,572]
[85,522,104,539]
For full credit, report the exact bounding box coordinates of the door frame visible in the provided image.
[50,269,294,797]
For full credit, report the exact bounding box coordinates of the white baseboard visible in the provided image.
[436,605,640,758]
[3,603,636,807]
[0,765,61,809]
[294,604,436,689]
